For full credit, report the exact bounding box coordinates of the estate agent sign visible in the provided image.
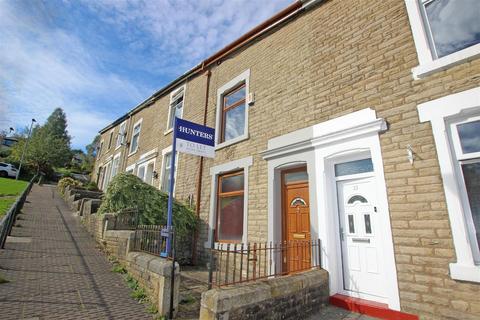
[175,118,215,158]
[163,117,215,256]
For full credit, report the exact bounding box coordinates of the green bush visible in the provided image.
[98,173,196,238]
[57,177,82,195]
[83,181,99,191]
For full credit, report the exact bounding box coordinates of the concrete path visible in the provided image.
[0,185,152,320]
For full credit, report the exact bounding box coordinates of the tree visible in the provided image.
[7,108,72,176]
[86,135,100,158]
[9,125,71,174]
[43,108,71,144]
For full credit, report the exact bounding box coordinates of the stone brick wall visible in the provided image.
[90,0,480,318]
[199,269,329,320]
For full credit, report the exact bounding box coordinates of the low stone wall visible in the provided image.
[103,230,134,263]
[81,213,110,241]
[81,199,102,216]
[200,269,329,320]
[126,252,180,317]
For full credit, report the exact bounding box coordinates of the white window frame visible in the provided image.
[107,130,114,150]
[97,140,104,159]
[165,85,186,135]
[206,156,253,247]
[116,121,127,150]
[102,160,112,191]
[404,0,480,79]
[136,158,156,185]
[159,145,179,194]
[110,153,121,179]
[128,119,142,156]
[215,69,250,150]
[418,86,480,283]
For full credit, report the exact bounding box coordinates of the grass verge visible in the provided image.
[0,177,28,217]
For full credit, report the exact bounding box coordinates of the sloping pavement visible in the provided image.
[0,184,152,320]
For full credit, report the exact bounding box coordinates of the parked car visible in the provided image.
[0,162,18,178]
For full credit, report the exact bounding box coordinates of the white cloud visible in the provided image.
[0,0,293,148]
[0,1,149,148]
[82,0,293,71]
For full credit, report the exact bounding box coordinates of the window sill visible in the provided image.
[114,145,122,151]
[215,134,249,151]
[450,262,480,283]
[127,150,138,157]
[412,44,480,79]
[164,128,173,136]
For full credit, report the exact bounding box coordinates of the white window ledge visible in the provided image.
[450,263,480,283]
[127,150,138,157]
[163,128,173,136]
[215,134,249,151]
[413,44,480,79]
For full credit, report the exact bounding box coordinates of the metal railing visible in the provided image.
[208,238,322,288]
[132,225,175,258]
[0,175,37,248]
[111,207,139,230]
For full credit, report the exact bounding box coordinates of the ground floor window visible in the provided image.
[418,87,480,282]
[137,160,155,186]
[216,170,244,242]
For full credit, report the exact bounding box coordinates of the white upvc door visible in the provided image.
[337,177,386,299]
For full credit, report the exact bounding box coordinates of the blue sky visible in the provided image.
[0,0,291,149]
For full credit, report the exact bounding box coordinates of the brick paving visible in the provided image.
[0,185,152,320]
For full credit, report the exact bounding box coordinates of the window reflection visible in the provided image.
[224,104,245,141]
[424,0,480,58]
[457,120,480,154]
[462,162,480,249]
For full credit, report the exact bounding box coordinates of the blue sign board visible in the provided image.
[175,118,215,158]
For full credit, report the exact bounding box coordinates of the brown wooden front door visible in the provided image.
[282,167,311,273]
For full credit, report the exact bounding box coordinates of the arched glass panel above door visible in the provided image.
[347,195,368,204]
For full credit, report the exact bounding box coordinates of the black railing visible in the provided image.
[132,225,175,258]
[0,175,37,248]
[208,238,322,288]
[111,207,139,230]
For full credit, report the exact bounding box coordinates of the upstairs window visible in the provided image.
[420,0,480,59]
[129,120,142,155]
[167,87,184,131]
[405,0,480,78]
[107,131,114,149]
[215,69,250,148]
[116,121,127,149]
[221,84,246,143]
[97,141,104,159]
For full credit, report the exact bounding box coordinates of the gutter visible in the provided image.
[99,0,324,134]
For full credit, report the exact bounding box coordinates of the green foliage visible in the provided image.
[98,173,197,238]
[44,108,71,143]
[0,274,9,284]
[112,264,127,274]
[57,177,82,195]
[8,126,71,174]
[84,181,99,191]
[0,197,16,218]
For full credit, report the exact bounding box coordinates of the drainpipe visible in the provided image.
[191,66,211,265]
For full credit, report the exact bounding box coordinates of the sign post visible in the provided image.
[164,117,215,257]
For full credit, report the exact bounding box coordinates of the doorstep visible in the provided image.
[329,294,418,320]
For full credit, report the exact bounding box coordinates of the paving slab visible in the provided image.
[0,185,152,320]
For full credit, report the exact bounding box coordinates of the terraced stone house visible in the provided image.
[93,0,480,319]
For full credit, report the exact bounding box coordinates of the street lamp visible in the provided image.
[16,118,36,180]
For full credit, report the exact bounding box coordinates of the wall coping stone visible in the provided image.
[201,269,328,314]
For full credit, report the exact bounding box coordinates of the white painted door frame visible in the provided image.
[262,108,400,310]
